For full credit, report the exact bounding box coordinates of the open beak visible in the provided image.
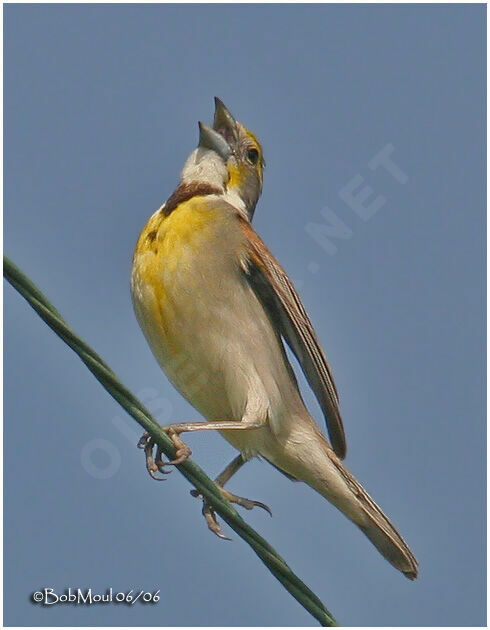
[213,97,239,145]
[198,122,232,160]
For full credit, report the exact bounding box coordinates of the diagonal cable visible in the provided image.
[4,255,338,627]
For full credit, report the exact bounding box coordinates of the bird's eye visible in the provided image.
[247,148,259,165]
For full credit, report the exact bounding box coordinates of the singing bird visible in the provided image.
[131,98,418,579]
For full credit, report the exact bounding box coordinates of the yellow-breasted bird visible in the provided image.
[131,98,418,579]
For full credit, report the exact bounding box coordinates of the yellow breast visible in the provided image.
[131,196,232,357]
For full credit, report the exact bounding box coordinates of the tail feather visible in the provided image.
[272,431,418,579]
[341,462,418,579]
[322,451,418,579]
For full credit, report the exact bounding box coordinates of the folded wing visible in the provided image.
[239,218,346,459]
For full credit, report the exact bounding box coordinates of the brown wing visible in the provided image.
[239,218,346,459]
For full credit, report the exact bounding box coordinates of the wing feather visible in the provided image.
[239,218,346,459]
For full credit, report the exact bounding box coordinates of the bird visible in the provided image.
[130,98,418,579]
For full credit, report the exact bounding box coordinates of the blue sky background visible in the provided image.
[4,4,485,626]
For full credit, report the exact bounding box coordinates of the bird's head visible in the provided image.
[212,98,264,219]
[180,98,264,220]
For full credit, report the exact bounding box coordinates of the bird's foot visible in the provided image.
[201,501,231,540]
[137,429,192,480]
[218,487,272,516]
[190,486,272,539]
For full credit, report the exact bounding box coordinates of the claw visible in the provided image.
[219,488,273,517]
[148,467,168,481]
[250,500,273,517]
[137,432,150,449]
[202,503,231,540]
[154,446,172,474]
[145,454,167,481]
[142,436,170,481]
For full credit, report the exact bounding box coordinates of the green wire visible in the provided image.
[4,255,339,627]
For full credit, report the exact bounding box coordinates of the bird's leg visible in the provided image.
[191,454,272,539]
[137,420,262,477]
